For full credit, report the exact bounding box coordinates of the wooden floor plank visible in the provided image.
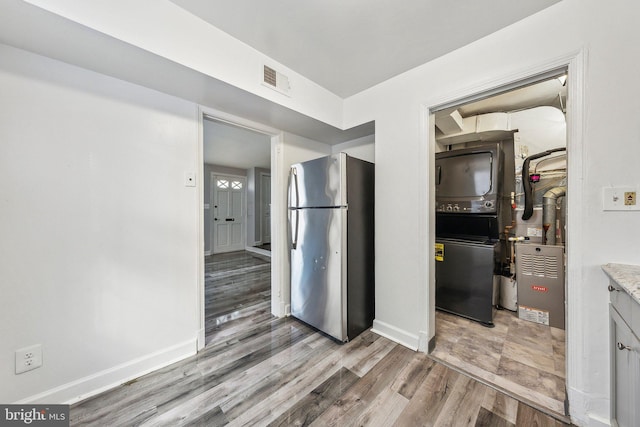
[220,340,338,420]
[349,387,409,427]
[482,386,519,424]
[391,352,436,399]
[267,367,360,427]
[433,374,488,426]
[474,407,514,427]
[516,403,569,427]
[392,362,459,427]
[309,345,415,427]
[183,406,228,427]
[340,330,396,377]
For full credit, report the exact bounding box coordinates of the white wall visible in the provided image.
[332,134,375,163]
[0,43,200,403]
[343,0,640,425]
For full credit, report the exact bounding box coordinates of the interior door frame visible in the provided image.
[420,50,585,413]
[196,106,285,350]
[259,172,271,245]
[211,172,247,254]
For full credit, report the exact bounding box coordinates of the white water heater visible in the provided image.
[499,275,518,311]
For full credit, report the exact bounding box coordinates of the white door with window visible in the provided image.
[212,175,246,253]
[261,174,271,244]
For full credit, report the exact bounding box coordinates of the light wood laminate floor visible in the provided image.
[70,251,570,426]
[204,251,271,346]
[431,309,567,417]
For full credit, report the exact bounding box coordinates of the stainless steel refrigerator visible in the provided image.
[288,153,374,342]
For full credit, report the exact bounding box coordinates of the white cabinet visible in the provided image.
[609,281,640,427]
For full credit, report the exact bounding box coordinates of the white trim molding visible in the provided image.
[371,319,420,351]
[421,49,586,424]
[197,106,285,333]
[270,133,287,317]
[564,49,590,427]
[15,339,196,405]
[196,106,206,351]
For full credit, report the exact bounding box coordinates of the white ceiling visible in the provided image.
[204,119,271,169]
[0,0,563,157]
[170,0,560,97]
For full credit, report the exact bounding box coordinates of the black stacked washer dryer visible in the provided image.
[434,143,509,327]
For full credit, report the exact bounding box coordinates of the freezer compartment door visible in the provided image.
[435,239,497,325]
[289,153,346,208]
[290,208,347,341]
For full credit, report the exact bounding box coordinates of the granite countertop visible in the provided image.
[602,263,640,305]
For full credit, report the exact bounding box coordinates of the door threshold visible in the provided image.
[426,353,571,424]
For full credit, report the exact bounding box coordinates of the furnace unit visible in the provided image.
[515,243,565,329]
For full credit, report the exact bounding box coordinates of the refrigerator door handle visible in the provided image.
[290,210,299,249]
[288,167,300,249]
[289,166,299,208]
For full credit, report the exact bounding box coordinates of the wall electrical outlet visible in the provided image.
[15,344,43,374]
[603,187,640,211]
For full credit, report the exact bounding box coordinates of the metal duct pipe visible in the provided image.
[542,186,566,245]
[521,147,566,220]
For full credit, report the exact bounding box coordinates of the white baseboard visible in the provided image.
[417,331,431,353]
[566,386,611,427]
[197,327,206,351]
[585,415,611,427]
[204,250,211,256]
[371,319,419,351]
[15,339,197,405]
[245,246,271,258]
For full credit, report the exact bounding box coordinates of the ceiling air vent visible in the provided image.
[262,65,291,96]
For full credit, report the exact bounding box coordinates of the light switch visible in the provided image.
[184,172,196,187]
[603,187,640,211]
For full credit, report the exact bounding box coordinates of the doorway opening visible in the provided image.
[429,69,571,418]
[200,114,278,347]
